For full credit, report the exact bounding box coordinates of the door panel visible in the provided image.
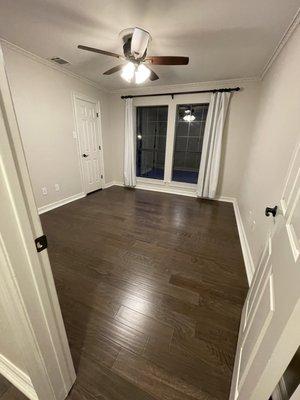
[245,237,272,327]
[281,143,300,215]
[286,186,300,261]
[238,272,274,393]
[230,141,300,400]
[75,98,102,194]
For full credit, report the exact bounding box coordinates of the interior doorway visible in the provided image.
[73,94,104,194]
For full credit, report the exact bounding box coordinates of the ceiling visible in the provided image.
[0,0,299,90]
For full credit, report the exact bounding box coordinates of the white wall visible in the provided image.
[108,79,261,197]
[2,44,114,209]
[237,23,300,267]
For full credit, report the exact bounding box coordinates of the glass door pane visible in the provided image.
[172,103,209,184]
[136,106,168,180]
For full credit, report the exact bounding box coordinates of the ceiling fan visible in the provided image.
[78,27,189,84]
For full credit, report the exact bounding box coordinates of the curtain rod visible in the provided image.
[121,87,240,99]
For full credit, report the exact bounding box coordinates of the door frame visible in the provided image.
[72,92,105,194]
[0,43,76,399]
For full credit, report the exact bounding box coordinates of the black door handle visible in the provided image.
[265,205,278,217]
[82,153,89,158]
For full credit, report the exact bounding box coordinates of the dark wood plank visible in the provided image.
[113,349,216,400]
[36,187,247,400]
[0,376,10,398]
[115,306,174,340]
[0,387,28,400]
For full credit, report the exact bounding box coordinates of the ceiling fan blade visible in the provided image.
[78,45,122,59]
[148,66,159,81]
[145,56,189,65]
[103,64,124,75]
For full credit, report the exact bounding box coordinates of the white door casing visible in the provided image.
[230,142,300,400]
[73,94,104,194]
[0,43,75,399]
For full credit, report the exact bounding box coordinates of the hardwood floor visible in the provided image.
[0,187,248,400]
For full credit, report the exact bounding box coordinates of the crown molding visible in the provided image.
[261,7,300,79]
[1,6,299,94]
[110,76,260,95]
[0,37,109,92]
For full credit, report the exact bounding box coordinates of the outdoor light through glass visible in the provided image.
[183,110,196,122]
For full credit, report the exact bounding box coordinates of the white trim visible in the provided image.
[38,192,85,214]
[0,355,38,400]
[103,181,116,189]
[232,199,255,284]
[104,180,123,188]
[216,196,236,203]
[0,38,107,91]
[261,8,300,79]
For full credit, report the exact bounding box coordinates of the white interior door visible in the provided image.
[0,44,75,400]
[230,142,300,400]
[75,96,103,194]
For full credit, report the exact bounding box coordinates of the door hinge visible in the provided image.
[101,174,103,179]
[96,112,99,117]
[35,235,48,253]
[99,145,101,150]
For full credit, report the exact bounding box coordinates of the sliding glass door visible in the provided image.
[136,106,168,180]
[135,97,210,186]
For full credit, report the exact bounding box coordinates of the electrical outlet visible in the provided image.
[54,183,60,191]
[42,187,47,195]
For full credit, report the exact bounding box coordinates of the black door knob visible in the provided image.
[82,153,89,158]
[265,205,278,217]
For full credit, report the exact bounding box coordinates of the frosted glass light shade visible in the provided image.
[121,62,135,82]
[135,64,151,84]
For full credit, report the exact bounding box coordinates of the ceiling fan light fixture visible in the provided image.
[135,64,151,84]
[121,62,135,82]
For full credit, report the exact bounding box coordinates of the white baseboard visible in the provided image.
[0,354,38,400]
[103,181,115,189]
[38,192,85,214]
[104,181,123,189]
[232,199,255,284]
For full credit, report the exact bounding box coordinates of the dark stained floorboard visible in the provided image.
[0,187,248,400]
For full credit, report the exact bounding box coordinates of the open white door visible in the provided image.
[230,142,300,400]
[0,44,75,399]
